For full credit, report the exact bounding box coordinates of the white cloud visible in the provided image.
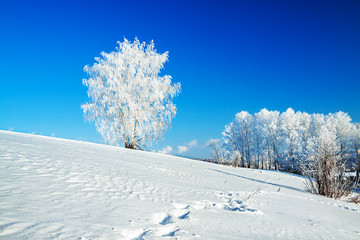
[177,145,189,153]
[177,139,199,154]
[158,145,173,154]
[187,139,198,148]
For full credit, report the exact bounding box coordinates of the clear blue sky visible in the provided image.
[1,0,359,158]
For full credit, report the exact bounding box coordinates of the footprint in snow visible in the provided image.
[120,202,192,239]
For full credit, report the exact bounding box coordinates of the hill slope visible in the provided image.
[0,130,359,239]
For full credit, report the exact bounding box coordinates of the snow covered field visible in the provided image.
[1,130,359,239]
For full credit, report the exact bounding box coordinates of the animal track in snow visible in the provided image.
[156,224,179,237]
[214,191,260,214]
[120,228,150,240]
[335,204,359,213]
[119,192,262,239]
[190,191,261,214]
[120,202,191,239]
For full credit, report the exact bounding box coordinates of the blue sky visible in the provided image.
[1,0,359,158]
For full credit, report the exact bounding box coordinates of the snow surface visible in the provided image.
[1,130,359,239]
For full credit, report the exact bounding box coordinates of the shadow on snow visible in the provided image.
[208,168,305,193]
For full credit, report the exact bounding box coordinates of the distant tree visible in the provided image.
[255,109,281,170]
[82,38,181,149]
[351,123,360,185]
[235,111,254,168]
[309,113,326,139]
[207,138,226,164]
[223,111,253,167]
[217,107,359,196]
[297,111,312,157]
[329,112,353,154]
[222,122,241,164]
[279,108,301,172]
[252,114,265,169]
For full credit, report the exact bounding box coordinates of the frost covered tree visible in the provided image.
[255,109,281,170]
[216,107,359,186]
[329,112,354,154]
[309,113,326,138]
[222,122,240,154]
[207,139,226,164]
[235,111,254,167]
[303,118,350,198]
[297,111,312,157]
[252,113,267,169]
[82,38,181,149]
[222,112,253,167]
[279,108,301,172]
[351,123,360,184]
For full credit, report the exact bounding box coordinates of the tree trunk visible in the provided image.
[125,141,136,149]
[356,154,360,186]
[356,169,359,186]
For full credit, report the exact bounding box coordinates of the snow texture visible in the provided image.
[1,130,359,239]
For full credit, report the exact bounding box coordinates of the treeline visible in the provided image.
[208,108,360,184]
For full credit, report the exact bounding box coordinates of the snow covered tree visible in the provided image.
[328,111,353,154]
[207,138,226,164]
[222,122,240,154]
[302,119,351,198]
[279,108,302,172]
[82,38,181,149]
[216,107,358,183]
[309,113,326,138]
[252,118,264,169]
[297,111,312,156]
[255,109,281,170]
[222,112,253,167]
[352,123,360,185]
[235,111,254,167]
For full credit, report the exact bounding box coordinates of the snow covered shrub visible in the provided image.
[302,122,352,198]
[231,151,241,168]
[82,38,181,149]
[350,194,360,204]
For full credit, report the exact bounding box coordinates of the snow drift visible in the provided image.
[0,130,359,239]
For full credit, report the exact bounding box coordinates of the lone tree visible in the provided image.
[82,38,181,149]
